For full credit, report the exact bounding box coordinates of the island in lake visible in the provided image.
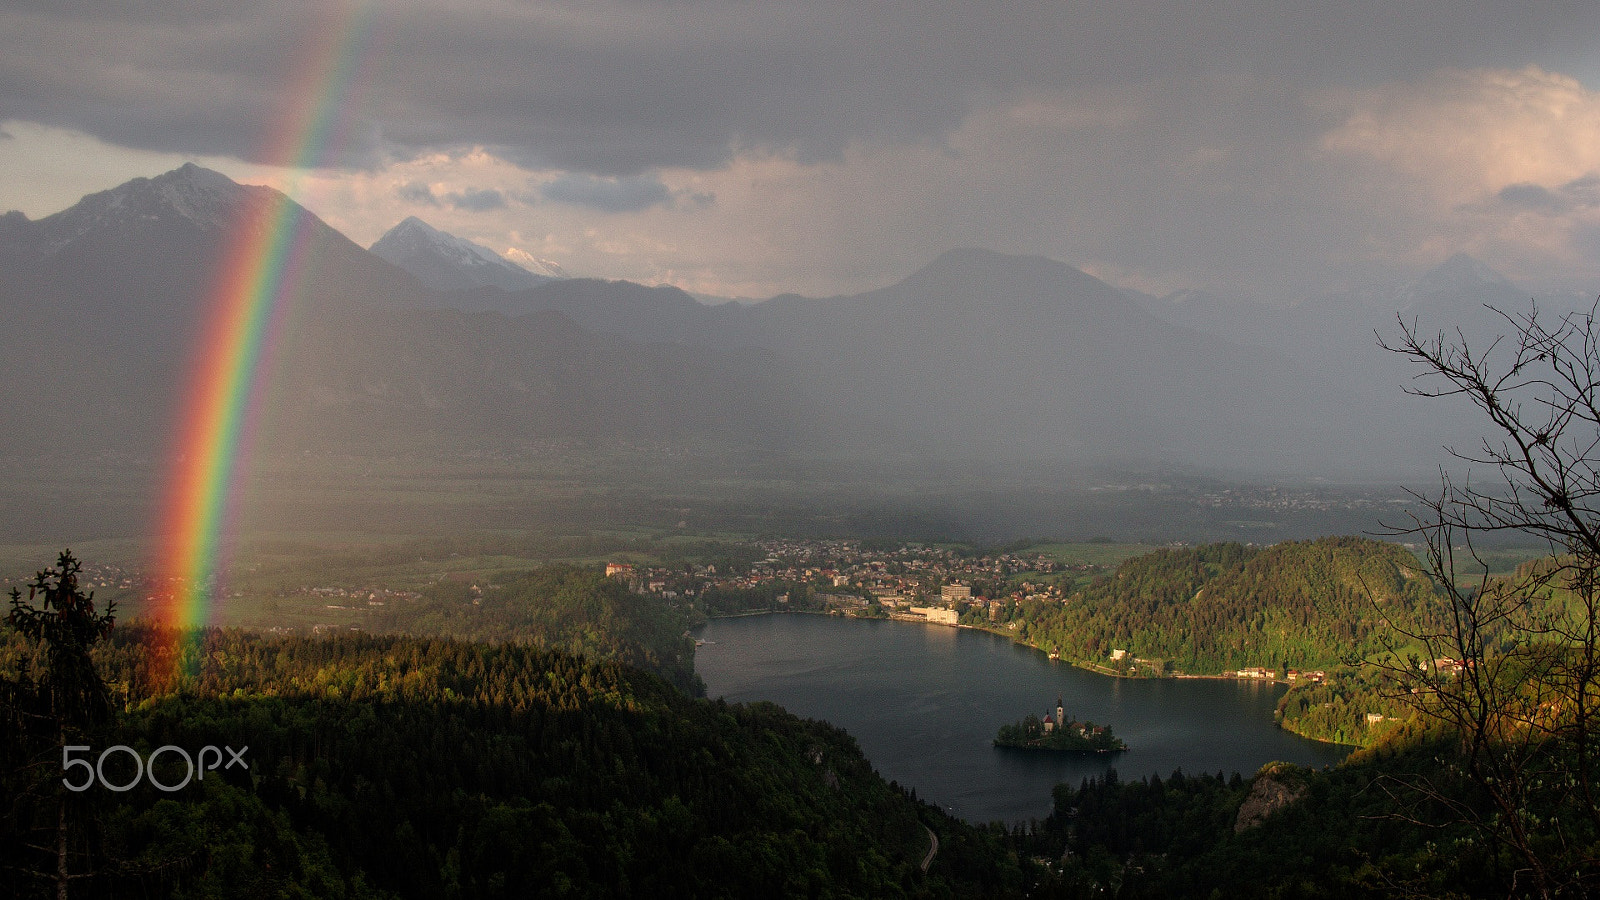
[994,697,1127,752]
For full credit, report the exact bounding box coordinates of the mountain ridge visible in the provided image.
[0,166,800,464]
[0,164,1517,483]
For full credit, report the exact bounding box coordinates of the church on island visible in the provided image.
[994,697,1127,752]
[1043,697,1066,734]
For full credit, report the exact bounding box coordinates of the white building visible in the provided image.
[910,606,959,626]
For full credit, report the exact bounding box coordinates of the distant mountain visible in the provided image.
[17,162,242,249]
[417,277,729,340]
[370,216,564,292]
[0,163,424,331]
[0,164,433,458]
[1128,253,1533,352]
[374,246,1380,473]
[1398,252,1517,307]
[708,248,1378,474]
[0,166,796,463]
[0,166,1525,489]
[503,246,567,280]
[1122,254,1584,468]
[1123,287,1264,336]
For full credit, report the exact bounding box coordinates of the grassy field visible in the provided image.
[0,450,1451,635]
[1440,545,1554,578]
[1023,541,1162,568]
[0,521,770,631]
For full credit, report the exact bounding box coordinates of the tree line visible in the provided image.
[362,563,703,695]
[3,602,1023,897]
[1007,536,1445,675]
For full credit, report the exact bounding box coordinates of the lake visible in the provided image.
[693,613,1352,825]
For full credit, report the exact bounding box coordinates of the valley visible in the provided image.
[10,0,1600,891]
[1,165,1595,896]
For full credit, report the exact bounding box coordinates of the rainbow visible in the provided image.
[155,2,379,644]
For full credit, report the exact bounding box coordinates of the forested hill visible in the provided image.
[362,565,703,695]
[1014,536,1443,674]
[3,628,1020,897]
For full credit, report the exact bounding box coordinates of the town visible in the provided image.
[601,538,1098,627]
[4,537,1371,686]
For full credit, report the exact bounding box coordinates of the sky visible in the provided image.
[4,1,1600,302]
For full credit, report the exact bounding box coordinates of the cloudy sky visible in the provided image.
[4,0,1600,301]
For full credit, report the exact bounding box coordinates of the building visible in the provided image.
[941,584,973,602]
[910,606,959,626]
[1042,698,1067,734]
[605,563,634,579]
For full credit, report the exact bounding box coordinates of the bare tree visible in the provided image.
[1379,301,1600,898]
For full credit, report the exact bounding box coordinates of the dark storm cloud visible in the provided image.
[1499,183,1567,212]
[4,1,1599,177]
[1564,174,1600,209]
[397,181,440,206]
[1497,175,1600,215]
[447,187,507,211]
[398,181,511,212]
[1573,221,1600,260]
[539,174,672,213]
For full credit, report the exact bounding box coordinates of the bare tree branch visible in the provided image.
[1376,298,1600,899]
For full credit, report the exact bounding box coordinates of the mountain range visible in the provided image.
[0,164,1572,490]
[0,166,792,463]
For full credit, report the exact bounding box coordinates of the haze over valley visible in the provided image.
[2,164,1575,548]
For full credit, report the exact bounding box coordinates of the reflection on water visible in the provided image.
[694,614,1351,825]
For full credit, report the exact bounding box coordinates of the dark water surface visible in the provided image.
[693,614,1351,825]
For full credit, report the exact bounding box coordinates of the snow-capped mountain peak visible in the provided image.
[382,216,504,267]
[503,246,567,280]
[142,163,245,226]
[32,162,261,254]
[370,217,563,291]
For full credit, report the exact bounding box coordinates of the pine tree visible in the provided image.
[3,550,116,899]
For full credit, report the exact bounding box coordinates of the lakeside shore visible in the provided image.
[701,607,1355,749]
[709,607,1291,686]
